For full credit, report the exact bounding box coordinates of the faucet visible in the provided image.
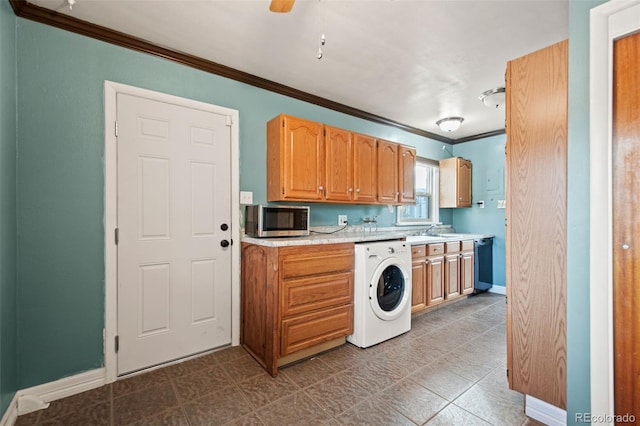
[420,224,438,236]
[362,216,378,232]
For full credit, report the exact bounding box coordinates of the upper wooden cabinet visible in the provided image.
[376,139,399,203]
[324,125,353,202]
[439,157,472,208]
[352,133,378,203]
[399,145,416,203]
[267,114,415,205]
[267,114,324,201]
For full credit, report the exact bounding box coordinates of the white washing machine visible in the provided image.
[347,240,412,348]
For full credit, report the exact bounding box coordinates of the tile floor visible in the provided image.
[15,292,543,426]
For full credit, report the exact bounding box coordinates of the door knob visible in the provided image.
[220,223,229,231]
[220,240,230,248]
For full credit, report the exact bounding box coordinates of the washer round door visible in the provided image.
[369,257,411,321]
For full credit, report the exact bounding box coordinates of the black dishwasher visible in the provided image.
[474,237,493,292]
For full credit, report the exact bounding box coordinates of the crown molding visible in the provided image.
[9,0,503,144]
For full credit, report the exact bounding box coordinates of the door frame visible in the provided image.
[590,0,640,416]
[103,81,240,383]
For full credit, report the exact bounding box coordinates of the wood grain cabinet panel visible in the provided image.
[506,40,567,409]
[426,254,445,306]
[460,247,475,295]
[325,125,353,202]
[241,242,354,376]
[411,240,476,313]
[267,114,324,201]
[353,133,378,203]
[267,114,414,205]
[376,139,399,203]
[399,145,416,203]
[281,305,353,356]
[439,157,472,208]
[411,246,427,313]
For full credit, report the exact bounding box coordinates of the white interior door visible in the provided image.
[116,93,232,375]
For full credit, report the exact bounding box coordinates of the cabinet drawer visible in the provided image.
[427,243,445,255]
[411,245,426,258]
[281,272,353,317]
[280,245,354,279]
[445,241,460,253]
[461,240,474,251]
[281,304,353,356]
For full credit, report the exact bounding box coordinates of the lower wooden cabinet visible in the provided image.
[241,242,354,376]
[411,240,475,313]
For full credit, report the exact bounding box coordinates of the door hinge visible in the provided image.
[115,335,119,353]
[115,228,119,245]
[506,368,509,378]
[115,121,118,137]
[225,115,232,127]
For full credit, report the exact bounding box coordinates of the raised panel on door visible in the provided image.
[411,260,427,313]
[353,133,378,203]
[283,116,324,200]
[460,251,474,295]
[280,304,353,356]
[376,139,399,203]
[426,255,444,306]
[281,272,353,317]
[117,93,232,375]
[506,40,567,408]
[613,32,640,419]
[444,254,460,299]
[399,145,416,203]
[325,126,353,202]
[457,159,472,207]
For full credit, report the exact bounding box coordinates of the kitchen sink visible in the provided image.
[404,235,445,243]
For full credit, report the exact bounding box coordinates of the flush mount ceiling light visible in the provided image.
[479,87,506,109]
[436,117,464,132]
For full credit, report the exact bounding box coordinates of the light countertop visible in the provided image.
[241,231,494,248]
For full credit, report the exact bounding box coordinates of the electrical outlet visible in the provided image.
[240,191,253,204]
[498,200,506,209]
[338,215,348,226]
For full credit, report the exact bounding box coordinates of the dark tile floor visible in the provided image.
[15,292,544,426]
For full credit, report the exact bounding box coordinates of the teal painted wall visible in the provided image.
[0,0,17,415]
[566,0,604,423]
[15,18,449,387]
[451,135,506,287]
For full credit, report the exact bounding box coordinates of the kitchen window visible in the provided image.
[396,157,439,225]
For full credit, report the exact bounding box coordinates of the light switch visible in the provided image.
[497,200,506,209]
[240,191,253,204]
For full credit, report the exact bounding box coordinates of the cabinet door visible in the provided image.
[457,159,472,207]
[444,253,461,299]
[377,139,399,203]
[325,126,353,202]
[411,259,427,313]
[399,145,416,203]
[426,255,444,306]
[460,250,474,295]
[353,133,378,203]
[282,115,325,200]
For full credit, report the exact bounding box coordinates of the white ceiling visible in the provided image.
[31,0,569,141]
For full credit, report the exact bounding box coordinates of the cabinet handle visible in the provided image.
[356,188,360,193]
[348,188,353,192]
[319,186,324,190]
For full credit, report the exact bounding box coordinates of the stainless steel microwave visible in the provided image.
[245,205,310,237]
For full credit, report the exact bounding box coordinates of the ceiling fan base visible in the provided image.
[269,0,295,13]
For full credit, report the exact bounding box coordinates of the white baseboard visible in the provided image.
[526,394,567,426]
[14,368,105,418]
[0,395,18,426]
[489,285,506,295]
